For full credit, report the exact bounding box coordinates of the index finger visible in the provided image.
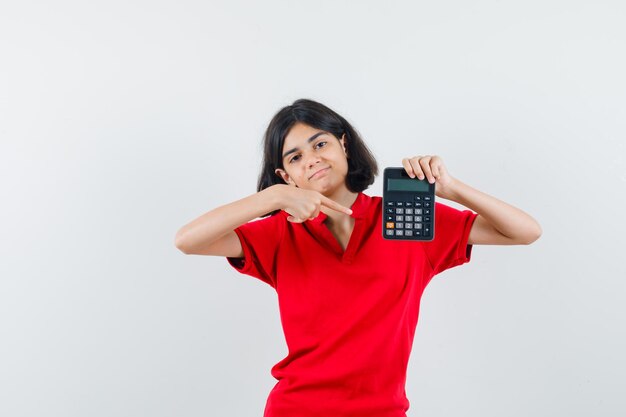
[321,196,353,215]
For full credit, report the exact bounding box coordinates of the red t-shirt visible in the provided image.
[226,191,478,417]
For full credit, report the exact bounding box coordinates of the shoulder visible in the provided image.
[363,192,382,208]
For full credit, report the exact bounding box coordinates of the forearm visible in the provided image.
[174,184,283,249]
[447,178,542,242]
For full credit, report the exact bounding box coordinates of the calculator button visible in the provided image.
[386,229,394,236]
[385,215,394,221]
[405,215,413,222]
[424,196,432,201]
[396,215,404,222]
[405,208,413,215]
[424,216,431,222]
[396,223,404,228]
[424,202,431,208]
[386,208,394,214]
[396,201,404,207]
[415,196,422,201]
[395,208,404,214]
[414,230,422,236]
[414,216,422,222]
[405,223,413,229]
[405,202,413,207]
[386,222,395,229]
[405,230,413,236]
[414,223,422,229]
[424,209,431,215]
[414,202,423,208]
[414,209,422,215]
[423,226,431,236]
[395,230,404,236]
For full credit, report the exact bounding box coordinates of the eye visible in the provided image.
[288,141,328,163]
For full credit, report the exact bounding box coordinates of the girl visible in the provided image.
[175,98,542,417]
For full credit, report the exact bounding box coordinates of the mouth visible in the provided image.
[309,167,329,180]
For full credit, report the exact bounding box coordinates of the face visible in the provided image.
[275,122,349,194]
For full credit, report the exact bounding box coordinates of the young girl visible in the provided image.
[175,98,542,417]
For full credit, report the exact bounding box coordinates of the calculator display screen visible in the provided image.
[387,178,430,192]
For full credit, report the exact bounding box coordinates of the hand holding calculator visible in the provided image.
[382,167,435,241]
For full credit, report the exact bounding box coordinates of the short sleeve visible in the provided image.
[421,201,478,276]
[226,212,285,288]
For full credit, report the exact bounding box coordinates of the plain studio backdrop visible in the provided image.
[1,1,625,416]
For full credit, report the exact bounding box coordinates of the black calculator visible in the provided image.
[382,167,435,241]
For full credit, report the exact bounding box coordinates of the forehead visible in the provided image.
[283,123,328,149]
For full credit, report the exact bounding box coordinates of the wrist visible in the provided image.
[264,184,286,212]
[440,176,462,201]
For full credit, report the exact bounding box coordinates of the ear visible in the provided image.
[340,133,349,158]
[275,168,295,186]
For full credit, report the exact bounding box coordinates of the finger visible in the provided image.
[418,156,435,183]
[401,158,415,178]
[409,156,425,180]
[306,210,319,221]
[321,196,353,215]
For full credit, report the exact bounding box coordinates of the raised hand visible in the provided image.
[401,155,458,200]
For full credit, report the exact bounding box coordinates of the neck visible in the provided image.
[320,188,359,225]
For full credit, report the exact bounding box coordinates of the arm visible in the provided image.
[447,178,543,245]
[402,155,543,246]
[175,183,354,256]
[174,185,282,256]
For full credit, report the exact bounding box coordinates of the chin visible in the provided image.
[315,181,340,194]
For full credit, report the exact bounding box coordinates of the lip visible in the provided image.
[309,167,330,180]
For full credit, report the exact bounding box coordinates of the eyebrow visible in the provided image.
[282,131,328,160]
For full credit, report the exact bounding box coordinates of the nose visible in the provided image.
[305,152,322,168]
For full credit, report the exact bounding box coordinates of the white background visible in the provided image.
[1,1,625,416]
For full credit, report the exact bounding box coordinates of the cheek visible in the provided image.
[339,156,350,172]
